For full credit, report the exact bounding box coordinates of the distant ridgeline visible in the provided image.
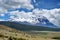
[0,21,60,31]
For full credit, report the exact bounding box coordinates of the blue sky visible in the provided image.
[32,0,60,9]
[0,0,60,27]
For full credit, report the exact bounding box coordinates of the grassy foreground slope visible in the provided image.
[0,25,32,40]
[0,25,60,40]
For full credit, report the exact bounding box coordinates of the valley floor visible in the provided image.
[0,25,60,40]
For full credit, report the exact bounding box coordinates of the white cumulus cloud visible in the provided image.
[0,0,34,21]
[0,0,34,10]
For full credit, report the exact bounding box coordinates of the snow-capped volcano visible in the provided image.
[18,15,57,28]
[37,16,57,27]
[0,8,60,28]
[8,9,60,28]
[10,15,57,28]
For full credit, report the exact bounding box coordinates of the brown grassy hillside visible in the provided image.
[0,25,60,40]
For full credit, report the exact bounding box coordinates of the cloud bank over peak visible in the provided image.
[9,8,60,27]
[9,10,39,24]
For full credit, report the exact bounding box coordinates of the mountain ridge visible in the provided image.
[0,21,60,31]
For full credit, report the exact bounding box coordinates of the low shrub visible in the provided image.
[8,36,26,40]
[18,38,26,40]
[0,34,4,37]
[52,37,60,39]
